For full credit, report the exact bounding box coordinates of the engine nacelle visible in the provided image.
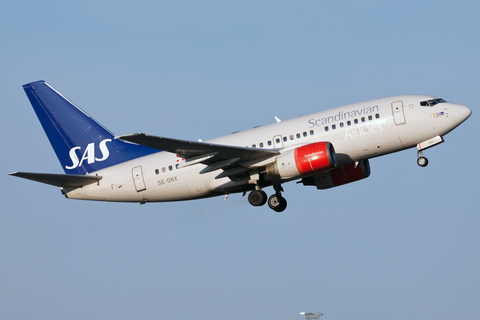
[265,142,336,180]
[301,159,370,189]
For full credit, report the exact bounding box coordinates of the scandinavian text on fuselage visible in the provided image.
[308,105,380,128]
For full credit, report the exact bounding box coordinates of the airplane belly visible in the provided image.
[187,180,209,198]
[64,183,107,201]
[394,104,455,147]
[354,140,378,158]
[335,120,403,161]
[147,167,215,201]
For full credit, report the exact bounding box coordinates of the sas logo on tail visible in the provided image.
[66,139,111,169]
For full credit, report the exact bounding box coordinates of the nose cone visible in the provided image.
[451,104,472,126]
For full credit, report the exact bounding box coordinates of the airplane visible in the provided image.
[10,80,472,212]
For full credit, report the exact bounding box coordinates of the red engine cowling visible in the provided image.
[301,159,371,189]
[265,142,337,180]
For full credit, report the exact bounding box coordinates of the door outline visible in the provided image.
[273,135,284,149]
[392,100,406,125]
[132,166,147,192]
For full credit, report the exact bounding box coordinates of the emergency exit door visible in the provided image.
[132,166,146,192]
[273,135,284,149]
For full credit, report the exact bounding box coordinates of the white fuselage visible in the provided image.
[64,95,469,203]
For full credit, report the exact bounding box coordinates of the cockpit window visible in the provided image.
[420,98,447,107]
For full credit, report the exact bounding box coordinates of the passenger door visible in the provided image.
[132,166,147,192]
[392,100,406,125]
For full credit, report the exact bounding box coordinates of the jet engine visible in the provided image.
[300,159,370,189]
[265,142,336,180]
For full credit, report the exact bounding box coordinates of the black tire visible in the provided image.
[268,194,287,212]
[248,190,267,206]
[417,156,428,167]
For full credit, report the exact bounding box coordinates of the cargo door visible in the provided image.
[132,166,147,192]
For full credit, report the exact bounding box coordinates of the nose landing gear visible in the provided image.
[416,136,444,167]
[417,150,429,167]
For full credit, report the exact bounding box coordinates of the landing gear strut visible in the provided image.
[417,150,428,167]
[416,136,444,167]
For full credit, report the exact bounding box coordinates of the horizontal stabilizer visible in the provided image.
[118,133,279,164]
[9,172,102,188]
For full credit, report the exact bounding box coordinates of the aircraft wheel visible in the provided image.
[417,156,428,167]
[268,194,287,212]
[248,190,267,206]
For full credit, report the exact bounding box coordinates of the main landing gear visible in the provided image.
[248,185,287,212]
[417,150,429,167]
[248,189,267,206]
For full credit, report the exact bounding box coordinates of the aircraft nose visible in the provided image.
[451,103,472,126]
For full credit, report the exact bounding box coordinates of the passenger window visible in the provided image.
[260,142,264,147]
[368,115,372,121]
[347,120,351,126]
[283,136,287,142]
[340,122,344,128]
[354,119,358,124]
[361,117,365,122]
[162,167,166,173]
[303,132,307,137]
[290,135,294,140]
[324,126,329,132]
[252,144,256,148]
[375,113,380,119]
[296,133,300,139]
[276,138,280,143]
[268,141,272,146]
[332,124,336,130]
[176,164,179,169]
[155,169,159,175]
[168,165,173,171]
[310,130,314,135]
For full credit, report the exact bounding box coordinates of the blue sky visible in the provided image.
[1,1,479,319]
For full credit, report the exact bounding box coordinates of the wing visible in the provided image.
[118,133,279,175]
[10,172,102,188]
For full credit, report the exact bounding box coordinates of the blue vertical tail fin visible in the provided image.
[23,81,158,175]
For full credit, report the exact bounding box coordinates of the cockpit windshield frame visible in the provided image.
[420,98,447,107]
